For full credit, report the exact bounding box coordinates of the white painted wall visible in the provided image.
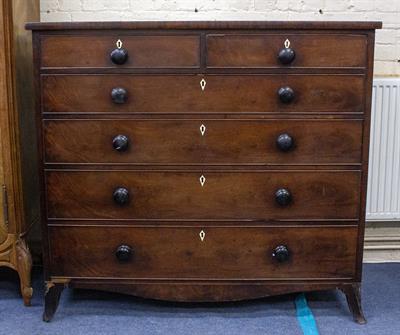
[40,0,400,76]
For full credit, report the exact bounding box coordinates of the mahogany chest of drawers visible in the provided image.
[27,21,381,322]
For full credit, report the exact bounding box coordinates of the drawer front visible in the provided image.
[207,34,367,68]
[46,171,360,220]
[42,75,364,114]
[44,119,363,165]
[48,226,357,279]
[40,35,200,68]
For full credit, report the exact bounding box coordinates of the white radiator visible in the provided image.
[367,78,400,221]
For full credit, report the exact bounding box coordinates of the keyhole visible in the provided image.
[200,124,206,136]
[284,39,291,49]
[200,78,206,91]
[116,39,123,49]
[199,230,206,242]
[199,175,206,187]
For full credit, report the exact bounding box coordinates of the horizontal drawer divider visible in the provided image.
[42,111,366,116]
[42,113,367,121]
[42,116,365,121]
[47,220,360,227]
[46,220,360,225]
[43,164,363,171]
[44,167,363,172]
[38,67,367,75]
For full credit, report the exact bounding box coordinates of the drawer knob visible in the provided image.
[112,135,129,152]
[275,188,292,206]
[111,87,128,104]
[276,133,294,152]
[115,245,133,262]
[278,47,295,65]
[278,87,295,104]
[110,48,129,65]
[272,245,290,263]
[113,187,129,206]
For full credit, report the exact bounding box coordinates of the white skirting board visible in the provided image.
[364,77,400,262]
[364,223,400,262]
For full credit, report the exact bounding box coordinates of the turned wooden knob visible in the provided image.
[278,47,295,65]
[110,48,128,65]
[111,87,128,104]
[276,133,294,152]
[275,188,292,206]
[113,187,129,206]
[272,245,290,262]
[115,245,133,262]
[112,135,129,152]
[278,87,295,104]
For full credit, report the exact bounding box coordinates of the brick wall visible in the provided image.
[40,0,400,76]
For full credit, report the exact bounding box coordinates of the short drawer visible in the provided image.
[40,35,200,68]
[46,170,360,220]
[207,34,367,68]
[44,119,363,165]
[42,74,365,114]
[48,226,358,279]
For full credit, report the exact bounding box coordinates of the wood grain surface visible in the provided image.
[45,170,361,220]
[42,74,365,114]
[48,225,358,279]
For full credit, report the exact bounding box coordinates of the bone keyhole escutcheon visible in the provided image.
[199,230,206,242]
[199,175,206,187]
[200,124,206,136]
[200,78,206,91]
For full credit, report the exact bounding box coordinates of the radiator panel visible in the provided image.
[367,78,400,221]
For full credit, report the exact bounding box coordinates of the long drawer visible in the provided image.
[46,170,360,220]
[48,226,358,279]
[42,74,365,114]
[43,119,363,165]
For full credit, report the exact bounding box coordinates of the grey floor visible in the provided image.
[0,263,399,335]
